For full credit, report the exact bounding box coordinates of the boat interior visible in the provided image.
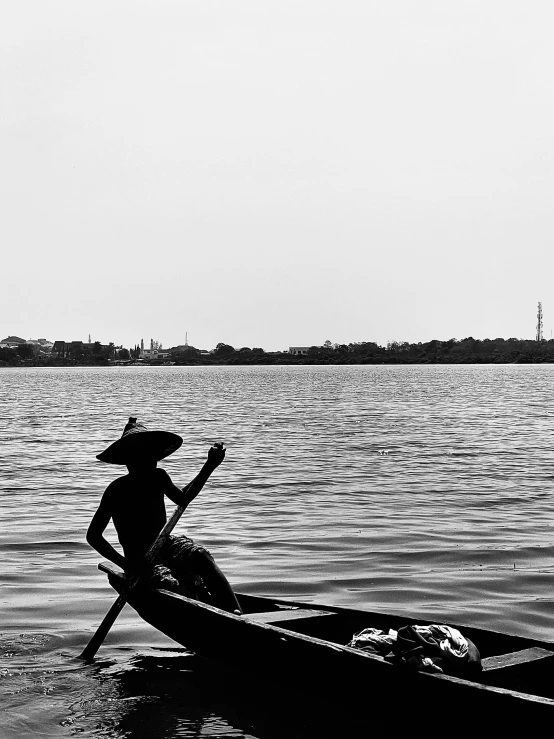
[236,592,554,699]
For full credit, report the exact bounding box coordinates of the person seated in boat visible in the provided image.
[86,417,242,614]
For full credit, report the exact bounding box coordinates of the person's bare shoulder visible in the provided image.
[101,475,130,508]
[155,467,183,502]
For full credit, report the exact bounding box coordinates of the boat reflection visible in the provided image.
[82,648,381,738]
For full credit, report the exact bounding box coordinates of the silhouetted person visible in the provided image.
[86,417,241,613]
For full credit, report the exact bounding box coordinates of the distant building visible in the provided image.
[138,337,169,360]
[0,336,26,347]
[289,346,310,355]
[140,349,170,360]
[19,338,54,352]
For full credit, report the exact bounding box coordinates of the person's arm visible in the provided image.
[86,491,126,570]
[163,443,226,509]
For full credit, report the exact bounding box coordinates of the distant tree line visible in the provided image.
[171,338,554,365]
[170,343,270,365]
[3,337,554,367]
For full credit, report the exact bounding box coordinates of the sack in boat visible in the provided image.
[393,624,482,676]
[349,624,482,676]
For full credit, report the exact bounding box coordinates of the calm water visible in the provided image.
[2,364,554,737]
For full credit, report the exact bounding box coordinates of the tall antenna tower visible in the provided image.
[185,332,188,347]
[537,302,543,341]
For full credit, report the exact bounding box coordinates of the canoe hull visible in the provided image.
[99,563,554,724]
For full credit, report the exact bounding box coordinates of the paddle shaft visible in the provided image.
[80,501,186,660]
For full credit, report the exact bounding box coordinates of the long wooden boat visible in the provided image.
[99,561,554,725]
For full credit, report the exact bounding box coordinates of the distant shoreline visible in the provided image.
[3,337,554,367]
[3,359,554,368]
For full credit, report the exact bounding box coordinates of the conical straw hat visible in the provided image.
[96,417,183,465]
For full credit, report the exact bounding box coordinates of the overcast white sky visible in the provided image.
[2,1,554,350]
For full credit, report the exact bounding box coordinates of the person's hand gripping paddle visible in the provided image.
[80,443,225,661]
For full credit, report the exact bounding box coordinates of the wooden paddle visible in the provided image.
[80,444,224,661]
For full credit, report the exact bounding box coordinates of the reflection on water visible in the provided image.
[1,639,373,739]
[2,365,554,736]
